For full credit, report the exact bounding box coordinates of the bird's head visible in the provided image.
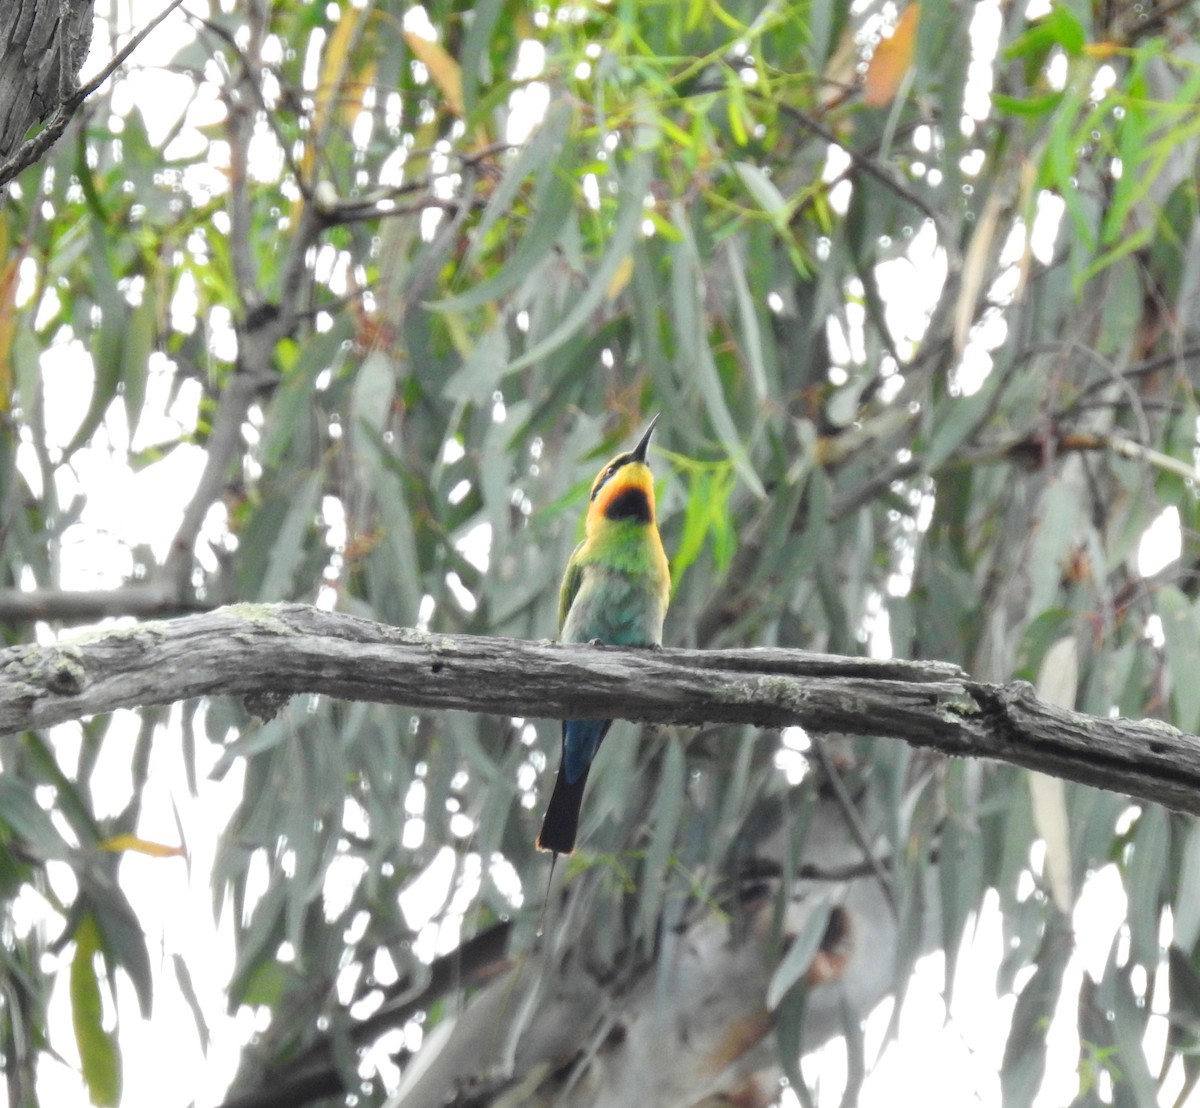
[587,415,660,528]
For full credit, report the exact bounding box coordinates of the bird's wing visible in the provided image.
[558,542,585,631]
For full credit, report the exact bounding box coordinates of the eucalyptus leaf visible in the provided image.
[636,738,686,946]
[1157,587,1200,733]
[10,2,1200,1103]
[71,914,121,1108]
[1126,805,1169,968]
[1000,914,1072,1108]
[1173,818,1200,951]
[767,888,836,1011]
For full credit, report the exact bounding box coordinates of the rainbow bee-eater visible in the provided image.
[536,416,670,856]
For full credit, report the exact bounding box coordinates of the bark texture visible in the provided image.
[0,0,93,161]
[3,601,1199,815]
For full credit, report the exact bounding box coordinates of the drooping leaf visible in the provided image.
[1000,913,1072,1108]
[71,914,122,1108]
[0,776,70,862]
[1031,635,1078,912]
[97,834,186,859]
[767,888,836,1010]
[404,29,465,117]
[863,4,919,108]
[1126,806,1169,968]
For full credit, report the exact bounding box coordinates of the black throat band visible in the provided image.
[603,486,651,523]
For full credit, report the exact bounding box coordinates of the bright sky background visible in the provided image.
[9,1,1196,1106]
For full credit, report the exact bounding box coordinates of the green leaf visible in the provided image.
[1126,805,1168,968]
[71,914,122,1108]
[240,958,291,1008]
[636,738,686,945]
[940,791,984,1005]
[713,728,757,860]
[0,775,69,861]
[502,150,653,375]
[459,0,506,116]
[724,241,770,401]
[669,204,764,498]
[734,161,791,225]
[444,322,510,402]
[1104,964,1160,1107]
[1158,587,1200,734]
[172,953,211,1053]
[259,326,347,470]
[1165,946,1200,1106]
[1029,480,1084,614]
[259,470,322,601]
[229,878,288,1009]
[212,716,293,778]
[351,349,397,435]
[1173,818,1200,951]
[1004,5,1087,67]
[672,463,737,579]
[63,231,128,458]
[82,870,154,1018]
[695,343,765,497]
[775,984,812,1104]
[1000,914,1072,1108]
[358,425,425,626]
[431,138,577,312]
[1015,609,1072,682]
[991,91,1067,118]
[461,98,575,275]
[924,370,1003,471]
[767,888,835,1010]
[839,988,866,1108]
[121,290,155,442]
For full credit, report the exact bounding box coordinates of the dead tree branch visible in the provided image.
[1,602,1196,815]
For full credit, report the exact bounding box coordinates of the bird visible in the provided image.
[536,415,670,856]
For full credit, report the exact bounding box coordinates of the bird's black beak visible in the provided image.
[630,414,659,463]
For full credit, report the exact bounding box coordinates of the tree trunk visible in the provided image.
[379,803,921,1108]
[0,0,93,164]
[0,0,92,199]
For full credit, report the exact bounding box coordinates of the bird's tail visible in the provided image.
[536,763,590,854]
[536,719,611,854]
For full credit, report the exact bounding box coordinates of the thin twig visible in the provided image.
[0,583,208,624]
[809,740,897,918]
[776,102,947,233]
[182,12,311,193]
[1067,342,1200,406]
[218,921,514,1108]
[404,162,479,324]
[319,193,484,227]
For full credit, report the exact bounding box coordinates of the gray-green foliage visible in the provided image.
[3,0,1200,1104]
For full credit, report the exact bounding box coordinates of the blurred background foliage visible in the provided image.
[4,0,1200,1105]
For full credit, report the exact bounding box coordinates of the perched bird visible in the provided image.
[536,416,670,856]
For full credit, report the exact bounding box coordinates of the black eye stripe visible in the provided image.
[590,452,633,499]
